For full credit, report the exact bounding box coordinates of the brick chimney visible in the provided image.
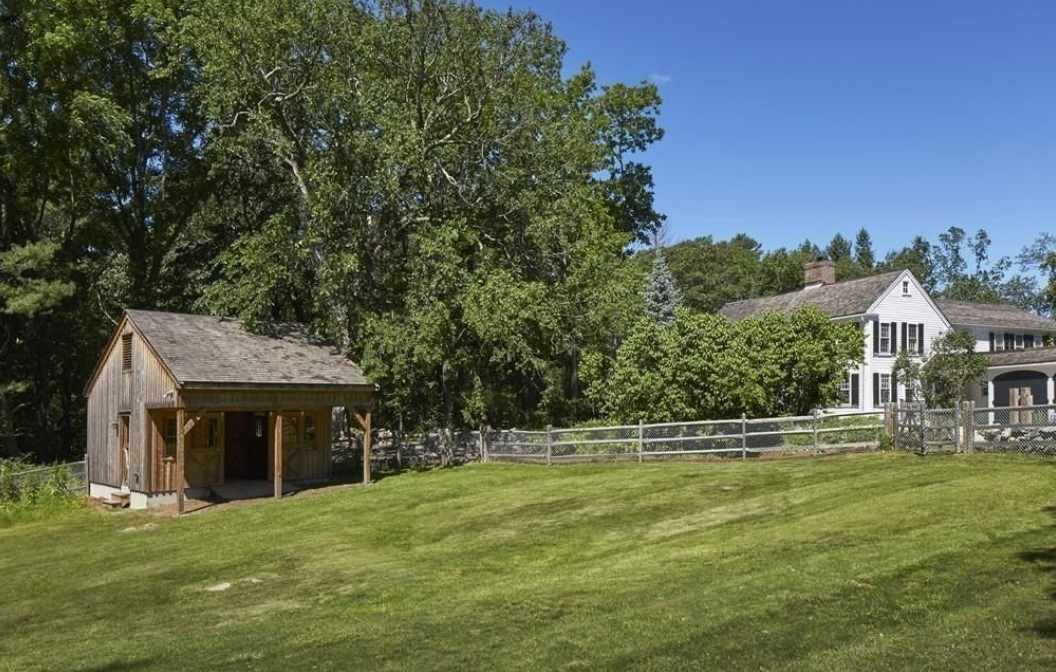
[803,260,836,287]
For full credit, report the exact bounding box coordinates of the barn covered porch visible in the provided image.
[145,387,374,514]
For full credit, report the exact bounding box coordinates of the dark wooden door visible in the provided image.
[224,412,268,479]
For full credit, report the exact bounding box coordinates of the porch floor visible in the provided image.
[211,479,298,502]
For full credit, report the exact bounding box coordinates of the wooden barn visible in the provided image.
[83,310,375,512]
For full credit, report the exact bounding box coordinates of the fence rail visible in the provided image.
[0,460,87,501]
[485,410,885,463]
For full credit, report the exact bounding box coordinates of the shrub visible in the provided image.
[0,457,84,522]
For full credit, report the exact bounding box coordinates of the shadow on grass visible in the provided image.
[1019,504,1056,639]
[79,657,160,672]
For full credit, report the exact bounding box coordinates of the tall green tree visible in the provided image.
[1,0,206,459]
[186,0,661,429]
[854,228,875,270]
[826,234,852,261]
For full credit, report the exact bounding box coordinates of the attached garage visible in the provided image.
[983,346,1056,408]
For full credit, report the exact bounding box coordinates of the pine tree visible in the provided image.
[854,228,875,270]
[644,250,681,326]
[826,234,852,261]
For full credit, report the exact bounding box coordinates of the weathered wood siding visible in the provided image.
[86,319,177,489]
[267,410,332,482]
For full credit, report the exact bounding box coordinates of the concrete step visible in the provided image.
[105,492,130,508]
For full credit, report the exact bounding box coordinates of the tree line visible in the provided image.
[647,228,1056,315]
[2,1,1055,461]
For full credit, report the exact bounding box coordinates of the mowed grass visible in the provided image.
[2,453,1056,671]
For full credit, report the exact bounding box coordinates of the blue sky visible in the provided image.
[480,0,1056,262]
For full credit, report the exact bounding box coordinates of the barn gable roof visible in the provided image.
[122,309,371,390]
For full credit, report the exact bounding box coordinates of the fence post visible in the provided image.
[637,419,644,463]
[546,424,553,466]
[919,406,927,456]
[953,402,962,453]
[890,403,899,451]
[812,408,820,452]
[963,401,975,453]
[479,426,487,464]
[740,413,747,460]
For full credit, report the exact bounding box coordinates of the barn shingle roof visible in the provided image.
[936,300,1056,332]
[126,309,371,389]
[718,271,903,321]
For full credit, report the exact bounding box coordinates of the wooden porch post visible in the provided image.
[176,407,185,515]
[362,410,372,484]
[274,411,284,499]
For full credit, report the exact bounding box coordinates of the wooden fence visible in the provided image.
[484,410,886,463]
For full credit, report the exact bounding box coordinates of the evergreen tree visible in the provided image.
[644,250,681,326]
[854,228,875,269]
[826,234,852,261]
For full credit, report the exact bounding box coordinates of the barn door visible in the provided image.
[186,412,225,487]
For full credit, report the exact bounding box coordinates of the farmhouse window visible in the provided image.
[879,374,892,404]
[1025,334,1035,349]
[879,324,892,355]
[902,280,910,295]
[839,377,852,406]
[163,418,177,458]
[906,324,918,354]
[1015,334,1024,350]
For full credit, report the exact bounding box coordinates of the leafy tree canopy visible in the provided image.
[582,308,864,423]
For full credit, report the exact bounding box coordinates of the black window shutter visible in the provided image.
[1025,334,1035,349]
[851,374,860,406]
[873,373,880,406]
[918,323,925,354]
[892,371,899,403]
[900,323,907,353]
[891,322,898,353]
[989,332,995,352]
[873,321,879,355]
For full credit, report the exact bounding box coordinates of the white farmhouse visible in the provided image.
[719,260,1056,410]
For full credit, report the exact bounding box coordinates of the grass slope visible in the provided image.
[2,453,1055,671]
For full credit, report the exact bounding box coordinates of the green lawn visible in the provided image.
[2,453,1055,671]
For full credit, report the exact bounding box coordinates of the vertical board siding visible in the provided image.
[86,319,177,491]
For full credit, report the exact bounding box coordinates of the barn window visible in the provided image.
[164,418,177,458]
[121,333,133,371]
[304,415,317,449]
